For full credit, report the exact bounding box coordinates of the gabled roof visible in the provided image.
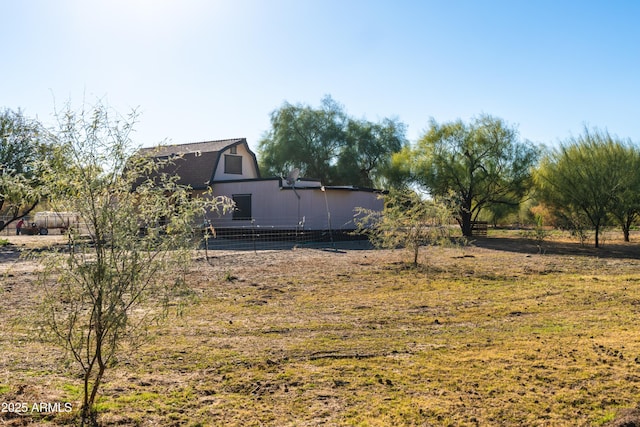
[137,138,259,190]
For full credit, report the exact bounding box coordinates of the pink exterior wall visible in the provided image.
[209,180,383,230]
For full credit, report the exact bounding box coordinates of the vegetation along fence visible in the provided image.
[203,222,368,251]
[0,214,369,251]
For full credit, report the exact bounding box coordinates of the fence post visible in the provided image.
[251,219,257,254]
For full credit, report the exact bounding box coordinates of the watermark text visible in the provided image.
[1,401,73,414]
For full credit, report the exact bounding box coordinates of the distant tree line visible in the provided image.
[258,96,640,247]
[3,98,640,247]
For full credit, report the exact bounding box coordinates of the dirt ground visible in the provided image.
[3,230,640,425]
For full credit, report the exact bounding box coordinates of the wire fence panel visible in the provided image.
[0,214,371,252]
[202,225,369,252]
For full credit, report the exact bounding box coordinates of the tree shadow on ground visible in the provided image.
[471,236,640,260]
[0,245,22,262]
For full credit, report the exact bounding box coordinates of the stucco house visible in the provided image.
[138,138,384,237]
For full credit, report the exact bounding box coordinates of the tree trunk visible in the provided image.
[623,216,633,242]
[80,371,98,427]
[82,373,90,425]
[460,210,473,237]
[81,289,105,427]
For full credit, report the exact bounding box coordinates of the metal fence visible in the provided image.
[203,225,369,251]
[0,215,370,252]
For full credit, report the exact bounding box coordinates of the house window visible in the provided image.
[229,145,237,154]
[225,155,242,174]
[232,194,252,220]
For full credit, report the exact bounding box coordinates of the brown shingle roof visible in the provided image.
[138,138,245,158]
[136,138,252,189]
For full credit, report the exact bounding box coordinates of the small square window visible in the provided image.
[230,145,237,154]
[224,155,242,174]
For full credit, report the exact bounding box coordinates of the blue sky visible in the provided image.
[3,1,639,152]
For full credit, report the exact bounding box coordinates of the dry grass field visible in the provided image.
[2,231,640,426]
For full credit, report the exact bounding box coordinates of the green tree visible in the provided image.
[536,128,629,248]
[482,199,521,227]
[395,115,539,237]
[37,102,231,426]
[608,143,640,242]
[337,118,407,188]
[258,96,406,186]
[259,96,347,184]
[0,108,49,230]
[355,189,452,266]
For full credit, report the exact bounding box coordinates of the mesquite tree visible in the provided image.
[536,128,638,247]
[394,115,539,237]
[258,95,407,186]
[0,108,49,230]
[37,102,231,425]
[355,189,452,266]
